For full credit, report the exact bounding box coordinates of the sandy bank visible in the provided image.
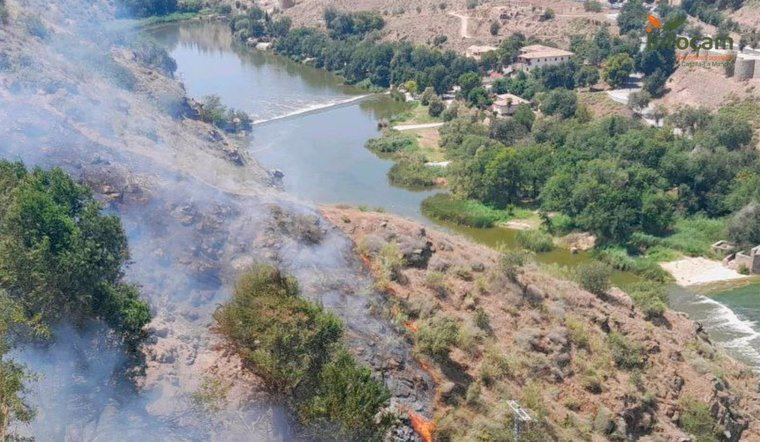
[660,257,750,286]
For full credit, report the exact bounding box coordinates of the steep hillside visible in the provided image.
[323,206,760,441]
[216,0,615,52]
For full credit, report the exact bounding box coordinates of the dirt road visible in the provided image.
[447,11,471,38]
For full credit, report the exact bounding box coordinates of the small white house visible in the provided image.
[492,93,529,117]
[516,45,574,71]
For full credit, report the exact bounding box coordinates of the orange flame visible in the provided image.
[647,14,662,29]
[409,411,435,442]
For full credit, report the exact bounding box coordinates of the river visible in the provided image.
[148,21,760,370]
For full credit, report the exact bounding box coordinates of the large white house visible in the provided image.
[516,44,574,71]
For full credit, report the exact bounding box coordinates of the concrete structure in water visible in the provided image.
[723,245,760,275]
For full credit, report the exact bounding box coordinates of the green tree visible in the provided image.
[727,203,760,248]
[617,0,648,34]
[539,89,578,119]
[458,72,482,98]
[575,65,600,88]
[428,97,445,117]
[603,53,634,88]
[0,162,150,344]
[420,87,436,105]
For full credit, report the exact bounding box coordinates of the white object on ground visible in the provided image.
[660,257,751,286]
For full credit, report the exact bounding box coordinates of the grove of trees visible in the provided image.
[0,162,151,437]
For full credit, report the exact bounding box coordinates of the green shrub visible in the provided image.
[197,95,251,133]
[388,158,443,189]
[417,314,459,360]
[607,332,645,370]
[501,250,527,281]
[679,396,719,442]
[424,271,449,297]
[474,307,491,332]
[365,131,417,155]
[299,349,392,439]
[516,230,554,252]
[662,216,726,256]
[565,316,589,349]
[625,282,667,320]
[214,265,391,438]
[0,162,150,345]
[421,194,507,228]
[214,265,342,393]
[576,262,612,296]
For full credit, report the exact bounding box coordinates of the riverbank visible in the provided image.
[661,257,751,286]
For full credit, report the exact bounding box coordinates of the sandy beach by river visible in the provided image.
[661,257,751,286]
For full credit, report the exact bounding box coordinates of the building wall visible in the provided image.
[518,55,571,71]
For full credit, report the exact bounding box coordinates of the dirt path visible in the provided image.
[392,122,445,131]
[447,11,471,38]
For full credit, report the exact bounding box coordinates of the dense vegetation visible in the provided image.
[229,6,479,92]
[214,265,392,439]
[0,162,151,438]
[115,0,178,18]
[422,98,758,252]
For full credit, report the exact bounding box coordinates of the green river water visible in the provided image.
[148,20,760,369]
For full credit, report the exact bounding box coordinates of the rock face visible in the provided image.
[321,206,760,441]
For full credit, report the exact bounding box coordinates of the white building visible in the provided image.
[492,93,529,117]
[516,45,574,71]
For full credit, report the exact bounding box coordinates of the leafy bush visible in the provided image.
[539,89,577,119]
[421,194,506,228]
[428,97,445,117]
[516,230,554,252]
[625,282,668,320]
[727,203,760,248]
[607,332,645,370]
[299,349,392,439]
[365,131,417,155]
[388,157,443,189]
[678,396,719,442]
[214,265,391,438]
[0,162,150,345]
[197,95,252,133]
[214,265,341,393]
[500,250,526,281]
[417,314,459,360]
[324,8,385,39]
[576,262,611,296]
